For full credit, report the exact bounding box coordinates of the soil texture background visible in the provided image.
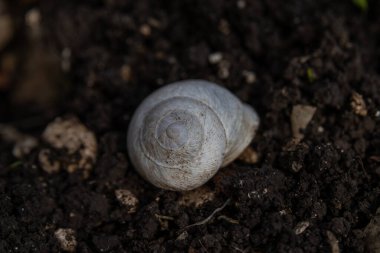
[0,0,380,252]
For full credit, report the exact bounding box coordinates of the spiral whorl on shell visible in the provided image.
[127,80,259,191]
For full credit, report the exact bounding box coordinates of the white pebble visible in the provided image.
[55,228,77,252]
[208,52,223,64]
[242,70,256,84]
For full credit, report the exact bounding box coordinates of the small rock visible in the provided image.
[242,70,256,84]
[351,91,367,116]
[139,24,151,36]
[115,189,139,214]
[54,228,77,252]
[238,146,259,164]
[218,60,230,79]
[178,186,215,208]
[294,221,310,235]
[208,52,223,64]
[291,104,317,143]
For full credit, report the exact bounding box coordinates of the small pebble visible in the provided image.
[294,221,310,235]
[351,91,367,116]
[54,228,77,252]
[218,60,230,79]
[242,70,256,84]
[115,189,139,214]
[208,52,223,64]
[139,24,151,36]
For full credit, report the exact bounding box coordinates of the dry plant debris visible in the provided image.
[351,91,367,116]
[115,189,139,214]
[291,104,317,143]
[40,117,97,177]
[178,198,231,233]
[54,228,77,252]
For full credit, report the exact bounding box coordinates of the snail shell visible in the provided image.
[127,80,259,191]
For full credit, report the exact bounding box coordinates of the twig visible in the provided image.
[199,239,209,253]
[217,215,239,224]
[231,245,246,253]
[356,156,369,179]
[155,214,175,220]
[178,198,231,233]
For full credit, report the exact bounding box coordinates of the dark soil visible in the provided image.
[1,0,380,252]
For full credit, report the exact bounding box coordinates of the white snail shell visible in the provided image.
[127,80,260,191]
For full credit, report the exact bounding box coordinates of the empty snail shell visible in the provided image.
[127,80,260,191]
